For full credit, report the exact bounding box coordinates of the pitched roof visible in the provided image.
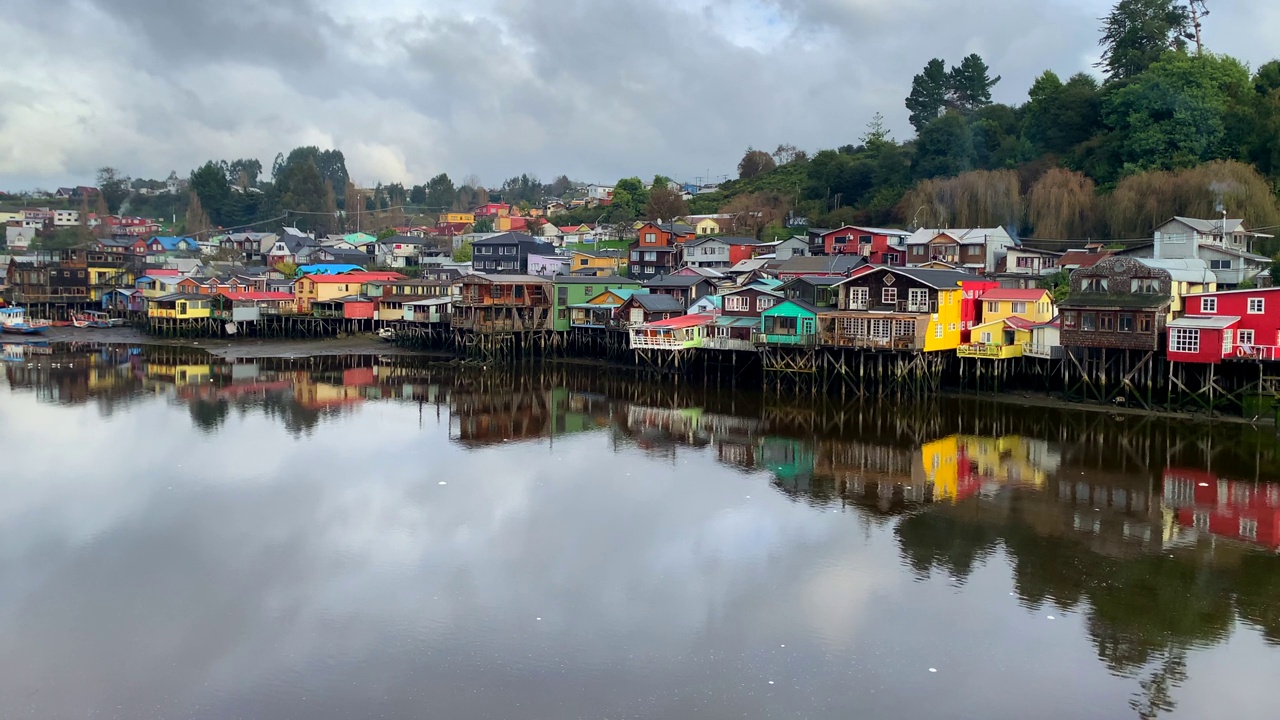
[302,271,405,283]
[1135,258,1217,284]
[881,266,977,288]
[776,255,867,274]
[218,291,294,301]
[1168,315,1240,329]
[1058,249,1114,267]
[1059,293,1170,310]
[644,274,707,288]
[149,236,197,250]
[906,227,1013,245]
[644,313,716,329]
[632,294,687,312]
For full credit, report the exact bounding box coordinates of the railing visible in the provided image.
[821,334,921,351]
[957,343,1018,359]
[702,336,756,352]
[753,333,817,347]
[840,300,936,313]
[1022,342,1064,360]
[630,333,695,350]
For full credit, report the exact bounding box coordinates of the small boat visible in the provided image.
[0,307,52,335]
[377,328,398,342]
[72,311,116,329]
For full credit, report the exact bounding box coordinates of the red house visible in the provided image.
[628,222,695,279]
[312,295,376,320]
[1167,287,1280,364]
[473,203,511,217]
[1163,468,1280,550]
[815,226,911,264]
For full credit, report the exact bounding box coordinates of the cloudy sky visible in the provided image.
[2,0,1279,192]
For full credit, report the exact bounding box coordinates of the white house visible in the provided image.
[906,227,1015,274]
[1139,216,1273,287]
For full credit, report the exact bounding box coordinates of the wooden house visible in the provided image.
[957,317,1037,359]
[1167,287,1280,364]
[628,222,694,279]
[451,274,554,333]
[758,300,821,346]
[779,276,841,309]
[703,287,779,351]
[811,226,911,264]
[148,293,211,319]
[905,227,1014,273]
[615,293,685,329]
[294,271,404,313]
[641,274,717,308]
[552,276,641,331]
[312,296,376,320]
[1058,256,1212,352]
[1024,320,1063,359]
[569,250,626,277]
[629,313,715,350]
[101,288,145,314]
[960,287,1056,357]
[570,288,647,329]
[822,267,996,352]
[682,236,761,269]
[216,291,295,321]
[775,255,867,281]
[403,297,451,324]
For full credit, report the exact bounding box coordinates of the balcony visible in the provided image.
[630,331,701,350]
[957,343,1022,359]
[702,336,756,352]
[753,332,817,347]
[1022,342,1064,360]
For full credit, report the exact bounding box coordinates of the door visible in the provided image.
[630,308,644,326]
[801,318,815,337]
[177,301,187,315]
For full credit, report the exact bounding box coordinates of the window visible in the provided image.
[1138,315,1153,333]
[1082,312,1097,331]
[986,301,999,313]
[584,286,593,296]
[715,325,729,338]
[579,258,589,266]
[1249,297,1265,314]
[848,287,869,309]
[1008,302,1025,314]
[1082,277,1108,293]
[757,296,776,312]
[948,323,957,331]
[557,287,569,302]
[725,296,750,311]
[882,287,897,305]
[980,331,992,343]
[1132,278,1160,294]
[1210,259,1232,270]
[1016,256,1036,269]
[1241,517,1258,539]
[1170,327,1200,353]
[1119,313,1134,332]
[558,309,568,320]
[1238,329,1255,346]
[1100,313,1116,331]
[644,232,657,244]
[908,288,929,310]
[1201,297,1217,313]
[1063,311,1078,330]
[884,252,900,264]
[934,324,943,338]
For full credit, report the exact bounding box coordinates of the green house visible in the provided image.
[757,299,821,346]
[552,276,641,331]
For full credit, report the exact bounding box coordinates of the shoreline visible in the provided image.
[7,328,1275,426]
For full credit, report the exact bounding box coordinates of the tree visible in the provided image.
[907,58,950,132]
[376,227,398,240]
[862,113,892,148]
[613,177,650,217]
[227,158,262,188]
[547,175,574,198]
[1103,51,1250,173]
[473,217,494,233]
[899,169,1022,229]
[184,191,212,238]
[912,112,977,179]
[1024,72,1104,156]
[1097,0,1191,81]
[645,184,688,221]
[190,161,232,226]
[96,167,131,213]
[1027,168,1099,239]
[409,184,427,205]
[453,239,474,262]
[737,148,776,179]
[275,260,299,278]
[947,54,1001,111]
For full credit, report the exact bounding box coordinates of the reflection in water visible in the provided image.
[3,344,1280,719]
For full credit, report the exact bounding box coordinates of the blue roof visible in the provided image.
[150,236,197,251]
[297,264,363,275]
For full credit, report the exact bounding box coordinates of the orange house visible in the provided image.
[629,222,696,280]
[294,271,404,313]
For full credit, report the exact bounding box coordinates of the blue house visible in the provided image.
[147,236,199,254]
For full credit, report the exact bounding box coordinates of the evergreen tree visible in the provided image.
[947,54,1001,111]
[906,58,949,132]
[1098,0,1191,81]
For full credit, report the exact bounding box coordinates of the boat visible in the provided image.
[378,327,398,342]
[0,307,52,335]
[71,311,116,329]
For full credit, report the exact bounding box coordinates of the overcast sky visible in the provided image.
[2,0,1278,192]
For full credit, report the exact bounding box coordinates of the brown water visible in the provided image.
[1,344,1279,719]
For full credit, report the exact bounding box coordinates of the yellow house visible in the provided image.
[0,211,21,224]
[694,218,723,235]
[977,288,1055,324]
[828,267,976,353]
[916,435,961,501]
[148,293,211,319]
[956,435,1052,487]
[959,288,1054,359]
[570,250,624,276]
[294,272,401,313]
[440,212,475,224]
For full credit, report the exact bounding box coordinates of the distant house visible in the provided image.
[471,232,557,274]
[683,236,760,270]
[642,274,717,308]
[146,236,199,255]
[528,253,570,277]
[811,226,911,263]
[755,236,810,262]
[905,227,1015,274]
[1128,216,1274,287]
[569,249,625,277]
[1059,256,1215,352]
[616,292,685,328]
[375,234,435,269]
[775,254,868,281]
[629,222,696,280]
[998,246,1062,285]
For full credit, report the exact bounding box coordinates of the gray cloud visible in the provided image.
[1,0,1278,190]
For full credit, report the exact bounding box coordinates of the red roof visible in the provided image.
[218,291,294,301]
[1004,317,1037,330]
[302,272,404,284]
[979,289,1050,301]
[146,269,182,277]
[645,313,717,329]
[1059,249,1114,268]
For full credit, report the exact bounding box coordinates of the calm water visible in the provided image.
[2,344,1280,720]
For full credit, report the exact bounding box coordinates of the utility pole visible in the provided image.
[1188,0,1209,54]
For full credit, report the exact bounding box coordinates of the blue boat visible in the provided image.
[0,307,52,335]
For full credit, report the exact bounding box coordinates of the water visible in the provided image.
[2,344,1279,719]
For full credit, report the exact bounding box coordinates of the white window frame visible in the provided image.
[882,287,897,305]
[1170,327,1200,354]
[1201,297,1217,313]
[1248,297,1265,314]
[756,296,776,312]
[725,296,750,312]
[1237,329,1255,347]
[934,323,943,338]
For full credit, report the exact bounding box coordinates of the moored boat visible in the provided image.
[0,307,53,335]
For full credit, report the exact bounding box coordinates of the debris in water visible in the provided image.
[1047,615,1056,620]
[768,681,774,685]
[928,668,937,673]
[438,481,447,486]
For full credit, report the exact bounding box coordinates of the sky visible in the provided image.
[1,0,1279,192]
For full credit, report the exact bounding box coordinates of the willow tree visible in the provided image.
[1027,168,1099,239]
[900,169,1022,229]
[1104,160,1280,240]
[184,191,211,238]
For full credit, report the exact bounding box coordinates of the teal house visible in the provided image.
[553,276,641,331]
[757,299,821,346]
